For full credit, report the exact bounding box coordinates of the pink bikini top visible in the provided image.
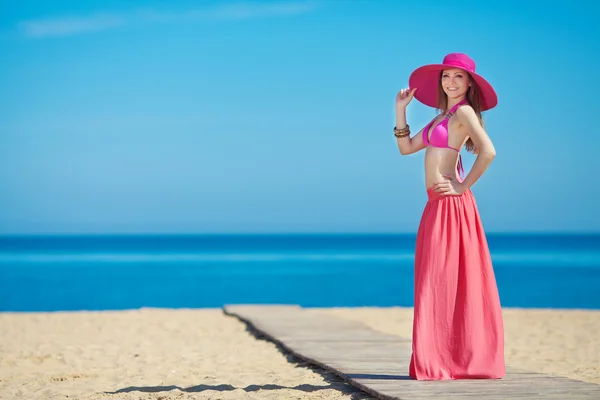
[422,99,468,178]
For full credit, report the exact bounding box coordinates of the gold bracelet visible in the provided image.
[393,124,410,134]
[394,125,410,138]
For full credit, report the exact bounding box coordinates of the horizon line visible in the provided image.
[1,231,599,237]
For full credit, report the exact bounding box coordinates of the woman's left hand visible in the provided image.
[433,175,466,196]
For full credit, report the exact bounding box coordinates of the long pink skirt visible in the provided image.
[409,187,505,380]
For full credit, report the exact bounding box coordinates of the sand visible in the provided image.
[314,307,600,385]
[1,307,598,399]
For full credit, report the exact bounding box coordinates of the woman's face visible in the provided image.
[441,68,470,100]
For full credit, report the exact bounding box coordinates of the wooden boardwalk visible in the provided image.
[223,304,600,400]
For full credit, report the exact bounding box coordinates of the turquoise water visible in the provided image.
[0,234,599,312]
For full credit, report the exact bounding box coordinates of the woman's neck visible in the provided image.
[446,96,466,112]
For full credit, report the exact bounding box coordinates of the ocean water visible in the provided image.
[0,234,599,312]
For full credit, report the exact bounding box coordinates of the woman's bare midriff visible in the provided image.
[424,147,463,189]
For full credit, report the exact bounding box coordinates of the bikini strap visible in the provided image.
[448,98,468,179]
[446,98,468,118]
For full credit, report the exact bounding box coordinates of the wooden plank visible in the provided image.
[223,304,600,400]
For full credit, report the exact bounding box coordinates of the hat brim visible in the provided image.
[408,64,498,111]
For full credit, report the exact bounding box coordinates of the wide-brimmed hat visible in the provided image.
[408,53,498,111]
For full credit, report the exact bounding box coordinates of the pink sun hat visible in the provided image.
[408,53,498,111]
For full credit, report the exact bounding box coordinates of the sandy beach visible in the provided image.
[1,307,598,399]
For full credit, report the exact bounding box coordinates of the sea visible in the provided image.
[0,233,599,312]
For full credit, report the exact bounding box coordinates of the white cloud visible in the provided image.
[19,1,320,38]
[19,14,126,38]
[189,1,319,20]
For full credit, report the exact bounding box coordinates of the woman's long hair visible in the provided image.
[436,72,483,154]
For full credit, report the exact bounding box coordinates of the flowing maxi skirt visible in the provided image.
[409,187,506,380]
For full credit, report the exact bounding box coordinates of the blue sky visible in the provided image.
[1,0,598,234]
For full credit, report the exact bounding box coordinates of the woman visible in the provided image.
[394,53,505,380]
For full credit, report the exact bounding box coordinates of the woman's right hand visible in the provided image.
[396,88,417,109]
